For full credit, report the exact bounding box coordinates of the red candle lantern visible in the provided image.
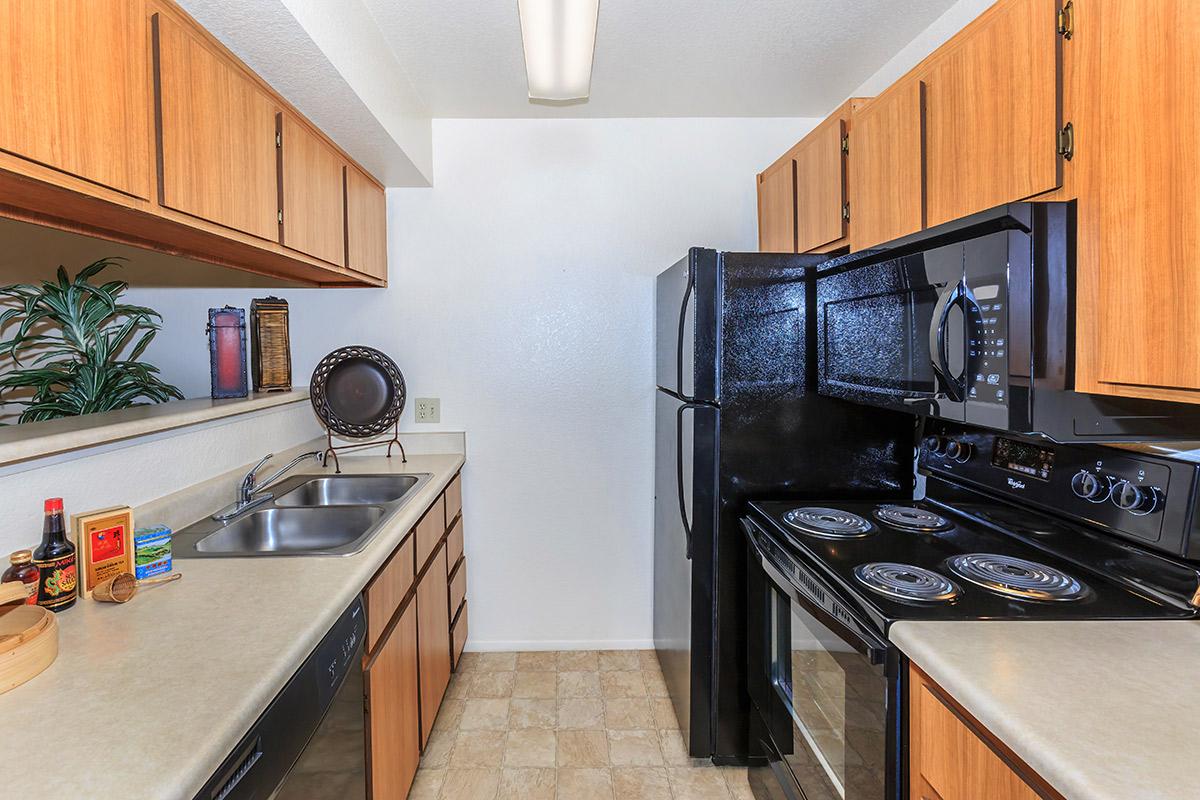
[207,306,248,399]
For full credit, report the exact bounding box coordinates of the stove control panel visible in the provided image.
[919,421,1199,558]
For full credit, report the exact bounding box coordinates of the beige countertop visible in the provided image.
[890,619,1200,800]
[0,450,464,800]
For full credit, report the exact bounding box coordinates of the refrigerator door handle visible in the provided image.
[676,402,696,560]
[675,269,696,402]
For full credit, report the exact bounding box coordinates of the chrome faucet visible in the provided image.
[213,450,324,521]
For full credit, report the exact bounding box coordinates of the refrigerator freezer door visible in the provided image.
[654,388,718,756]
[655,248,719,402]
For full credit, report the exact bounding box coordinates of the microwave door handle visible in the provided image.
[741,518,889,664]
[676,403,695,559]
[929,281,966,402]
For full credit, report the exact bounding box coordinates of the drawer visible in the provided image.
[449,558,467,617]
[364,534,415,652]
[451,601,468,670]
[415,494,447,570]
[446,515,464,574]
[444,473,462,527]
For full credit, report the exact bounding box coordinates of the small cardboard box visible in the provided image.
[133,525,172,580]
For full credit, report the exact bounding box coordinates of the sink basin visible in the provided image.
[274,475,420,507]
[194,506,385,555]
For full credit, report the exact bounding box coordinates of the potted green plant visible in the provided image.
[0,258,183,423]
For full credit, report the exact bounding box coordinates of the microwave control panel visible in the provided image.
[967,293,1008,406]
[919,421,1200,557]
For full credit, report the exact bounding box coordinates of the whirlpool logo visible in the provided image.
[1007,477,1027,490]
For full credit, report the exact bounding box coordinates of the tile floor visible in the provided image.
[410,649,755,799]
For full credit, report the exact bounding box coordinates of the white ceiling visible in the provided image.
[361,0,960,118]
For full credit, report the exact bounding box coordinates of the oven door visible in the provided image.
[817,243,967,421]
[744,518,901,800]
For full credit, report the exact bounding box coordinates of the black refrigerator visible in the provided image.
[653,248,916,763]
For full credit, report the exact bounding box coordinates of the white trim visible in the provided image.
[465,639,655,652]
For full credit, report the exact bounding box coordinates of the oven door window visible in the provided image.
[769,585,886,800]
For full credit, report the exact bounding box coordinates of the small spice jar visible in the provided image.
[1,549,39,605]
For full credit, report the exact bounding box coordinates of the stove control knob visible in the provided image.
[945,440,973,463]
[1111,480,1161,514]
[925,436,950,456]
[1070,470,1108,501]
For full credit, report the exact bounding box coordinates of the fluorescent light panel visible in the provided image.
[518,0,599,101]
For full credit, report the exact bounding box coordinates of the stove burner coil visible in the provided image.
[853,563,961,603]
[873,505,953,532]
[945,553,1088,602]
[782,507,873,539]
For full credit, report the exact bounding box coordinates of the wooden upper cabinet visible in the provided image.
[345,164,388,282]
[280,113,346,267]
[153,10,279,240]
[922,0,1061,228]
[849,80,924,251]
[757,160,795,253]
[794,102,853,253]
[0,0,150,198]
[1077,0,1200,400]
[365,597,420,800]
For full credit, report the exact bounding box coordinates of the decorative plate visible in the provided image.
[310,346,406,438]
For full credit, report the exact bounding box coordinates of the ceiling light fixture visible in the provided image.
[517,0,599,102]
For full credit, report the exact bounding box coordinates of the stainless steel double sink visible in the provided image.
[174,473,432,558]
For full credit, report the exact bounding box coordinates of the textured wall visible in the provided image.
[124,117,816,648]
[0,403,322,557]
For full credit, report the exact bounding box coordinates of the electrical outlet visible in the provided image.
[414,397,440,423]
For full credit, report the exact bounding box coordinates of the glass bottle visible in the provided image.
[1,549,39,605]
[33,498,77,612]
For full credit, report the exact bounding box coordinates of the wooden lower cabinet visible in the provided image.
[365,598,420,800]
[910,664,1061,800]
[361,473,466,797]
[416,542,452,747]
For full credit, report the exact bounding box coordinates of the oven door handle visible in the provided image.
[929,280,967,402]
[741,517,890,664]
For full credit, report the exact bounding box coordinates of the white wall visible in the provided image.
[125,117,816,648]
[0,403,322,557]
[852,0,994,95]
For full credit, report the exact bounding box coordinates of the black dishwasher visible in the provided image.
[196,597,367,800]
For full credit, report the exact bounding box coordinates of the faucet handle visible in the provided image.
[247,453,274,477]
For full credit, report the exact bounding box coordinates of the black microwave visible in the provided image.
[815,202,1200,442]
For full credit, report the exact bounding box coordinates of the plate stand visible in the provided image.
[322,419,406,474]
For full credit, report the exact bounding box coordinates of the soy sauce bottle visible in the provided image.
[33,498,77,612]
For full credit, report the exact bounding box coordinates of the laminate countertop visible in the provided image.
[0,450,465,800]
[890,619,1200,800]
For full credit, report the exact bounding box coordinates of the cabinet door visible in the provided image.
[1079,0,1200,400]
[365,598,420,800]
[153,11,278,240]
[794,108,848,252]
[0,0,150,198]
[281,113,346,266]
[922,0,1060,227]
[910,666,1050,800]
[849,80,924,251]
[757,161,795,253]
[345,165,387,282]
[416,543,451,747]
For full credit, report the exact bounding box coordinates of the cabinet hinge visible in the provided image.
[1057,1,1073,39]
[840,134,849,155]
[277,210,284,224]
[275,131,282,148]
[1056,122,1074,161]
[842,202,851,222]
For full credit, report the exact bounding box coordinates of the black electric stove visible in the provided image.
[742,420,1200,800]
